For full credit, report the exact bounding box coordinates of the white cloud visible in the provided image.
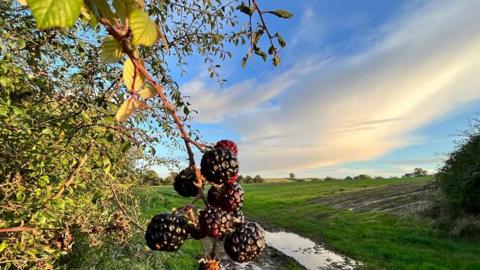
[182,0,480,176]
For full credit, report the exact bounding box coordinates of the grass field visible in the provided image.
[61,177,480,269]
[242,177,480,270]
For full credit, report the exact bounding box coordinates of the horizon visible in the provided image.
[154,0,480,179]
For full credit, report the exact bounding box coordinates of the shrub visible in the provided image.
[437,121,480,213]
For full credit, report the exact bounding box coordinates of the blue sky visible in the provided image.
[156,0,480,178]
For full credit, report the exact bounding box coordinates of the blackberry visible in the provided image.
[174,168,200,197]
[207,183,244,213]
[215,140,238,156]
[201,149,239,185]
[232,210,246,224]
[145,213,189,251]
[188,223,207,240]
[198,258,221,270]
[224,222,265,263]
[198,206,233,238]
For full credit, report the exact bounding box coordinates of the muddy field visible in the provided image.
[311,181,434,213]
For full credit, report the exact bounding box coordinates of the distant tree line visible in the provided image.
[238,175,265,184]
[140,171,266,185]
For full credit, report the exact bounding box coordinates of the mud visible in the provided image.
[312,182,433,213]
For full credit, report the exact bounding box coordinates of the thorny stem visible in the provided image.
[107,173,146,232]
[252,0,278,56]
[100,18,210,213]
[0,227,37,233]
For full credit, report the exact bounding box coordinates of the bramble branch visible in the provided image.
[99,18,208,205]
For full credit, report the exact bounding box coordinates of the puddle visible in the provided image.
[214,230,359,270]
[264,231,359,270]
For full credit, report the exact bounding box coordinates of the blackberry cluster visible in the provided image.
[207,182,244,213]
[198,206,233,238]
[174,168,200,197]
[201,148,239,185]
[224,222,265,263]
[145,139,265,269]
[145,213,189,251]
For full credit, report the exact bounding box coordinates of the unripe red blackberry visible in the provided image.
[174,168,201,197]
[145,213,189,251]
[215,140,238,156]
[201,149,239,185]
[224,222,265,263]
[198,258,221,270]
[198,206,233,238]
[207,183,244,213]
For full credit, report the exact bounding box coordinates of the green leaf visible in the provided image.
[241,57,247,69]
[265,9,294,19]
[254,49,267,62]
[236,2,255,16]
[129,9,159,47]
[0,242,8,253]
[273,55,281,66]
[101,37,123,64]
[276,32,287,48]
[113,0,134,21]
[123,58,144,91]
[89,0,116,22]
[28,0,83,29]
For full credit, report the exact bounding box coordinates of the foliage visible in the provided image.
[437,120,480,213]
[1,0,293,268]
[253,175,264,183]
[404,168,429,178]
[353,174,371,180]
[288,173,295,179]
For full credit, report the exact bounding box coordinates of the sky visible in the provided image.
[156,0,480,178]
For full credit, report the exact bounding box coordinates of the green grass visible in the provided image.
[60,177,480,269]
[60,184,304,269]
[241,177,480,270]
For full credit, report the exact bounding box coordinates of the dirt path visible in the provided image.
[312,181,433,213]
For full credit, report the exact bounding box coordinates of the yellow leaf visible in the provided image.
[123,58,144,91]
[138,85,157,100]
[115,99,135,122]
[133,99,149,111]
[28,0,83,29]
[17,0,27,6]
[129,9,158,47]
[101,37,123,64]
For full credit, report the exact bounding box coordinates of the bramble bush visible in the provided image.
[0,0,292,269]
[437,119,480,213]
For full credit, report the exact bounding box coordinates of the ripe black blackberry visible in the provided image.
[224,222,265,263]
[187,222,207,240]
[215,140,238,156]
[145,213,189,251]
[198,206,233,238]
[174,168,200,197]
[201,148,239,185]
[207,182,244,212]
[198,258,221,270]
